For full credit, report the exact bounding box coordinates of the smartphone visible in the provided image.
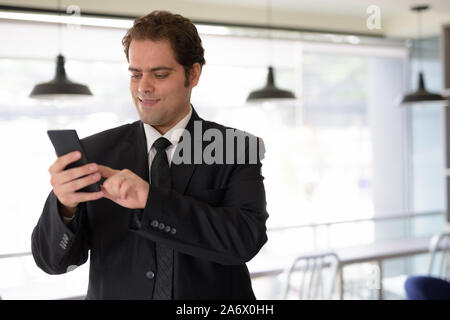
[47,129,101,193]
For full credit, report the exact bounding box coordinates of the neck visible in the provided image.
[152,104,191,135]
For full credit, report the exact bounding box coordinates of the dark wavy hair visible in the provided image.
[122,10,206,86]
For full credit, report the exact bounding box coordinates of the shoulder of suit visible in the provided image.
[202,120,266,161]
[202,119,262,141]
[80,121,140,146]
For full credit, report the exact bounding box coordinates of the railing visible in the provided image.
[0,252,32,260]
[265,210,443,254]
[0,210,443,261]
[267,210,443,232]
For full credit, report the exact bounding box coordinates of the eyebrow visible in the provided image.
[128,66,175,72]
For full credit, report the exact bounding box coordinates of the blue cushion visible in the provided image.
[405,275,450,300]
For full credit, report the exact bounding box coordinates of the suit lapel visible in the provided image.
[122,121,149,183]
[170,107,202,195]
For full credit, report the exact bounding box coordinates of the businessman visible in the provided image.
[31,11,268,299]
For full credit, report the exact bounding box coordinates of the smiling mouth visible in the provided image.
[138,97,160,107]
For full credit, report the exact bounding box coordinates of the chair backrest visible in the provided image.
[427,232,450,281]
[282,252,340,300]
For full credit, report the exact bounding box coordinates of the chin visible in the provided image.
[139,114,163,126]
[135,106,157,123]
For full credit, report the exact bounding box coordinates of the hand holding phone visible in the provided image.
[47,130,104,214]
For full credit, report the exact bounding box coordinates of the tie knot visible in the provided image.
[153,137,171,151]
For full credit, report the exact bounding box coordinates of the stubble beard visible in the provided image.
[138,109,165,126]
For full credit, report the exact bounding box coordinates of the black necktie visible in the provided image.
[151,137,174,300]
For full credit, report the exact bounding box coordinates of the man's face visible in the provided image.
[128,39,200,134]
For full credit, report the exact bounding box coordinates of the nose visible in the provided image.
[138,74,155,94]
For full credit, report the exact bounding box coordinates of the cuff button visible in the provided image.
[151,220,159,228]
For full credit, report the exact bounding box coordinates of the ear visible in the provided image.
[189,63,201,88]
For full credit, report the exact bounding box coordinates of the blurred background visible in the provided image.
[0,0,450,300]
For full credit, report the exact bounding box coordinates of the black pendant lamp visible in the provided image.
[247,0,295,102]
[29,0,92,99]
[247,66,296,100]
[29,54,92,98]
[402,71,445,103]
[402,5,445,104]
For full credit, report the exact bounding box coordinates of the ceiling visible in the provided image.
[1,0,450,38]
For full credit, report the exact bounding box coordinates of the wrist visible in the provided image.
[139,183,150,209]
[58,202,77,219]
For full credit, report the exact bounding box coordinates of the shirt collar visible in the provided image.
[143,106,192,153]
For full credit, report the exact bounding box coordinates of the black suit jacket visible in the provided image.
[31,108,268,300]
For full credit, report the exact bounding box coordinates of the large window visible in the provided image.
[0,16,444,300]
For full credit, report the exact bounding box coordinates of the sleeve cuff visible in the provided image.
[62,215,74,225]
[129,186,169,231]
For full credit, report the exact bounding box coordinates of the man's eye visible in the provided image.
[155,74,168,79]
[131,74,141,79]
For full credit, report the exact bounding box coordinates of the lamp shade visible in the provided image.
[247,66,295,101]
[30,54,92,98]
[401,72,446,103]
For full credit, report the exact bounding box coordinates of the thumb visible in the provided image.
[100,185,114,200]
[97,164,119,178]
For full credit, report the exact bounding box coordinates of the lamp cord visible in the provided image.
[417,9,422,73]
[268,0,273,66]
[58,0,62,55]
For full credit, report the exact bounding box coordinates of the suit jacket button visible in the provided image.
[158,223,165,230]
[171,228,176,235]
[145,271,155,279]
[164,225,171,233]
[151,220,159,228]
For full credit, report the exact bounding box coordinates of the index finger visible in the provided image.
[97,165,119,178]
[48,151,81,174]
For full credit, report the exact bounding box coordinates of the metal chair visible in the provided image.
[427,231,450,281]
[404,232,450,300]
[282,252,341,300]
